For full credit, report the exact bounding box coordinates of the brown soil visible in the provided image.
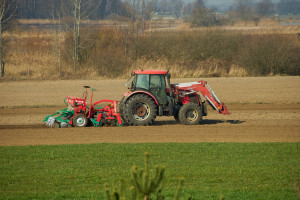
[1,77,300,107]
[0,77,299,146]
[0,104,299,146]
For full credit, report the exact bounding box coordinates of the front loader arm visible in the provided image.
[173,81,230,115]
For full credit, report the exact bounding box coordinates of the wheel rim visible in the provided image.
[186,109,198,122]
[76,117,86,126]
[132,103,150,121]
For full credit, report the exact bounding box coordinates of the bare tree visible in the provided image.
[0,0,17,77]
[235,0,254,21]
[52,0,62,76]
[124,0,142,59]
[171,0,184,19]
[146,0,158,34]
[63,0,100,71]
[123,0,135,56]
[124,0,157,57]
[184,0,205,16]
[71,0,82,71]
[188,7,218,27]
[256,0,275,18]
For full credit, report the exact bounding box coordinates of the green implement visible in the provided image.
[43,108,74,128]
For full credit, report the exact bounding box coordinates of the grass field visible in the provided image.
[0,143,299,199]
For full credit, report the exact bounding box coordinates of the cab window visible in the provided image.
[150,75,167,105]
[136,74,150,90]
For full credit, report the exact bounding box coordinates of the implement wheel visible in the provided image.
[73,114,88,127]
[178,103,202,125]
[123,94,157,126]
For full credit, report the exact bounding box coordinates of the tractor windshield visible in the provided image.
[136,74,150,90]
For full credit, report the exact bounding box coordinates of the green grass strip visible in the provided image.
[0,143,299,199]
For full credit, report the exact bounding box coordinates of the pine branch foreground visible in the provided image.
[105,152,192,200]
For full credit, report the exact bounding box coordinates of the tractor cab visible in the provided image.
[126,70,172,105]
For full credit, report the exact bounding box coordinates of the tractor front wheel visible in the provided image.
[178,103,202,125]
[123,94,157,126]
[73,114,88,127]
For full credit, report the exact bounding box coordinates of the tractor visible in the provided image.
[43,70,229,127]
[119,70,229,126]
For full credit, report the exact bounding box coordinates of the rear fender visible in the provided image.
[122,91,159,106]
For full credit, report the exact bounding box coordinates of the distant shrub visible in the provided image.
[187,7,219,27]
[92,49,132,78]
[236,34,300,76]
[135,30,242,62]
[85,28,133,78]
[62,27,300,78]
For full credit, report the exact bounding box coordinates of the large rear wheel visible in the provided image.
[178,103,202,125]
[123,94,157,126]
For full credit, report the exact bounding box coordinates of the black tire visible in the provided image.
[173,104,181,123]
[202,102,207,116]
[73,114,88,127]
[118,96,126,122]
[123,94,157,126]
[118,97,125,114]
[174,112,180,123]
[178,103,202,125]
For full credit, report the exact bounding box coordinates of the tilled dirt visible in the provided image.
[1,77,300,107]
[1,77,300,146]
[0,104,299,146]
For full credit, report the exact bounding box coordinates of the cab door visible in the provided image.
[149,75,167,105]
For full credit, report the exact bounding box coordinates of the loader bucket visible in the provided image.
[218,103,230,115]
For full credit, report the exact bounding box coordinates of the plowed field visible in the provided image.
[1,77,299,146]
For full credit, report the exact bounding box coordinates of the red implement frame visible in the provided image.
[88,99,123,126]
[65,87,89,115]
[65,87,122,126]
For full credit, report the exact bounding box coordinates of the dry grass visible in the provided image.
[149,19,300,35]
[130,58,247,78]
[4,31,60,79]
[1,19,299,80]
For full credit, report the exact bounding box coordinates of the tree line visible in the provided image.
[16,0,129,20]
[0,0,299,78]
[12,0,300,20]
[187,0,300,27]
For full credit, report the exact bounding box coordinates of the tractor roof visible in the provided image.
[133,70,168,75]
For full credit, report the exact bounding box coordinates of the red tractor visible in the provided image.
[120,70,229,126]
